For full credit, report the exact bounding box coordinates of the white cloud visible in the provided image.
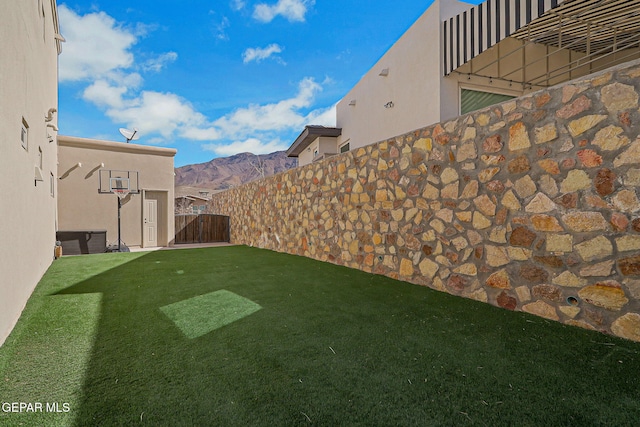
[214,77,322,138]
[58,5,137,82]
[200,78,332,155]
[81,77,327,147]
[305,103,337,127]
[79,76,218,142]
[213,16,231,41]
[112,71,145,89]
[253,0,314,23]
[180,127,222,141]
[59,5,335,157]
[242,44,284,64]
[60,6,219,143]
[59,6,177,81]
[82,80,128,109]
[204,138,289,156]
[97,88,218,140]
[230,0,246,11]
[143,52,178,72]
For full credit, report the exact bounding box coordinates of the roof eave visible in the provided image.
[286,126,342,157]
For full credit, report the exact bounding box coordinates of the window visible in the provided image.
[50,172,55,197]
[340,143,350,153]
[313,148,319,158]
[460,88,515,115]
[38,147,43,169]
[21,118,29,150]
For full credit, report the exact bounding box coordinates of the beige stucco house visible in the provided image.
[175,195,211,214]
[0,0,62,346]
[0,1,178,346]
[289,0,640,166]
[57,136,176,251]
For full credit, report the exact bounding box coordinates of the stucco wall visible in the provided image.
[0,1,60,346]
[336,0,458,151]
[298,136,339,166]
[57,136,176,248]
[211,59,640,342]
[335,0,640,157]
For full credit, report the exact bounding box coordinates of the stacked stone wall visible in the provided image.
[210,60,640,342]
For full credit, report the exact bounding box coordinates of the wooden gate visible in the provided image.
[175,214,230,244]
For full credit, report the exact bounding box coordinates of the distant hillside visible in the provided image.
[175,151,297,192]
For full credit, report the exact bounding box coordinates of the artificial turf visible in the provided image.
[1,245,639,426]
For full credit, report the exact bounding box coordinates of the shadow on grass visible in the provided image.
[4,246,640,426]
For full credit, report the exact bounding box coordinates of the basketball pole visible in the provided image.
[117,196,122,252]
[100,170,138,252]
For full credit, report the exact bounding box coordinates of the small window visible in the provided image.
[21,118,29,150]
[313,148,319,158]
[460,88,515,115]
[38,147,43,169]
[340,143,350,153]
[50,172,55,197]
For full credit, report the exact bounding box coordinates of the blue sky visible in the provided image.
[58,0,472,167]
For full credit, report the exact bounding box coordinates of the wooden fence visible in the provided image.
[174,214,230,244]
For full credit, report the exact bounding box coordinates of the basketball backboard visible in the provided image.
[98,170,140,194]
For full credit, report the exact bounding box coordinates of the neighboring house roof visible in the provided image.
[176,195,209,202]
[444,0,640,86]
[286,126,342,157]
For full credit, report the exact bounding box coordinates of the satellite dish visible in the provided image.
[119,127,140,143]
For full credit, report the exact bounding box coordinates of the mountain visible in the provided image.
[175,151,297,192]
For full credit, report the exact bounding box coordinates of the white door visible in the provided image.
[144,199,158,247]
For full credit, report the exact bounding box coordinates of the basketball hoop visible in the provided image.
[114,189,130,200]
[98,170,140,252]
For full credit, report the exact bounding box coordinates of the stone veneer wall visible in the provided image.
[211,60,640,342]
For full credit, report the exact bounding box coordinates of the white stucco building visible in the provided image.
[0,1,178,347]
[288,0,640,166]
[0,0,62,346]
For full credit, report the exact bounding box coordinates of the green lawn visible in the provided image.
[1,246,639,426]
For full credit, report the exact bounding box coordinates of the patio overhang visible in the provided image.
[443,0,640,88]
[286,126,342,158]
